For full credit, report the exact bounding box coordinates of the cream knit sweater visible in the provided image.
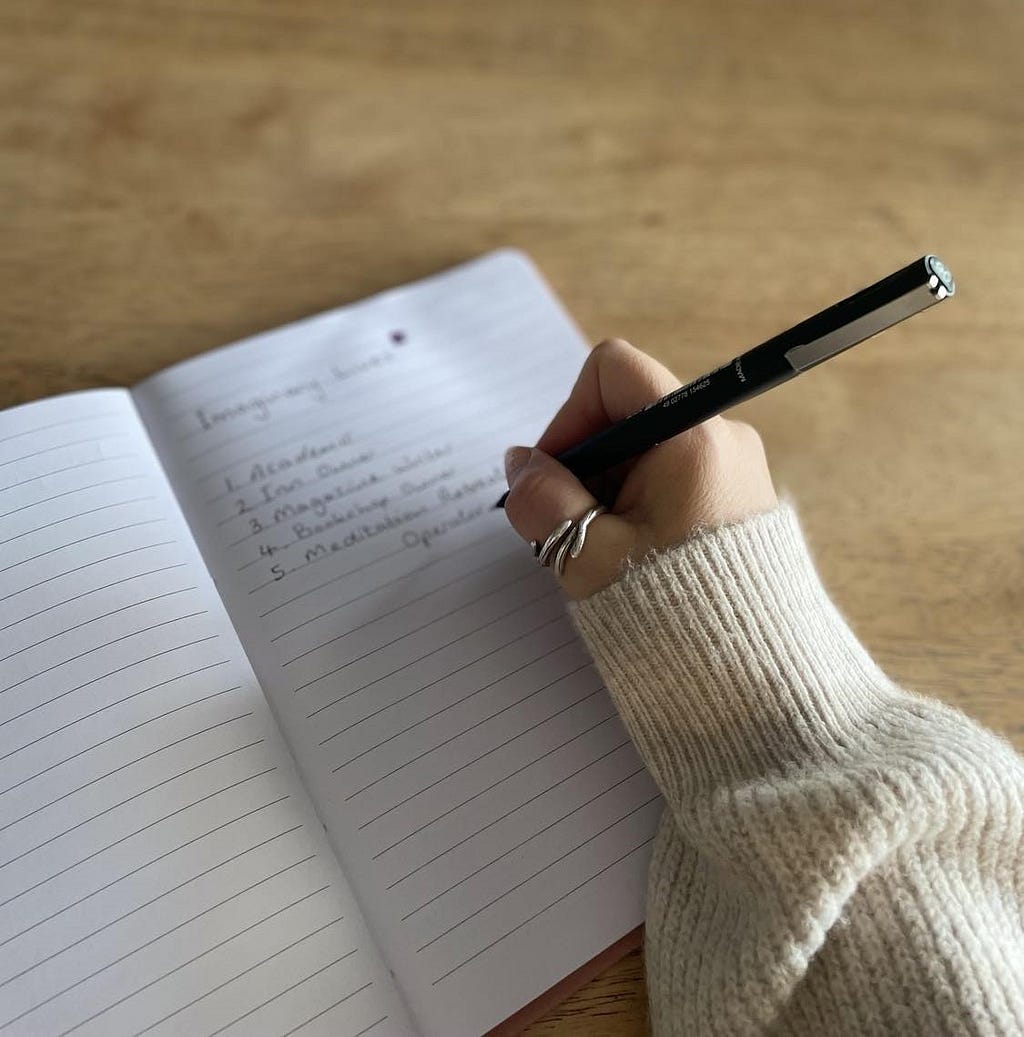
[571,506,1024,1036]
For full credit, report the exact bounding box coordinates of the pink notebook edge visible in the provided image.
[484,925,645,1037]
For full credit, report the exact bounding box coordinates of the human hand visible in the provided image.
[502,339,778,599]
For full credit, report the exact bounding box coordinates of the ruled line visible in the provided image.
[8,864,325,1032]
[238,470,503,589]
[228,431,506,566]
[221,404,538,546]
[0,824,302,988]
[0,795,290,949]
[0,563,188,635]
[188,330,543,480]
[0,660,230,759]
[0,496,157,548]
[0,739,265,871]
[0,433,129,471]
[155,278,527,410]
[313,612,564,732]
[221,445,397,543]
[338,659,589,793]
[418,796,658,953]
[206,382,534,502]
[0,587,196,664]
[0,713,254,836]
[284,1007,387,1037]
[259,528,495,621]
[193,333,544,485]
[348,1017,390,1037]
[192,371,507,491]
[88,905,341,1037]
[0,768,277,911]
[295,579,552,696]
[0,610,210,697]
[197,412,353,487]
[184,351,483,461]
[205,952,362,1037]
[294,572,547,684]
[386,740,632,890]
[0,413,123,450]
[0,454,136,494]
[0,541,178,604]
[355,688,605,823]
[0,475,144,522]
[269,544,516,643]
[0,518,164,576]
[248,542,410,596]
[283,565,539,668]
[369,714,618,856]
[0,688,234,800]
[431,836,655,985]
[164,288,526,418]
[214,398,536,566]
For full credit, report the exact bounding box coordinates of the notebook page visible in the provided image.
[0,390,413,1037]
[134,251,660,1037]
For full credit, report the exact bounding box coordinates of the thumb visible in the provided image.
[502,447,634,597]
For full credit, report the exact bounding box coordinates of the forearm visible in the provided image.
[571,506,1024,1035]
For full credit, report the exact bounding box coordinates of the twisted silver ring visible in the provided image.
[529,505,607,578]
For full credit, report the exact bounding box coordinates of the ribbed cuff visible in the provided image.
[570,505,897,799]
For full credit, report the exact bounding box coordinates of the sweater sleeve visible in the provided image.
[570,505,1024,1036]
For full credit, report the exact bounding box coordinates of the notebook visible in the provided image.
[0,250,660,1037]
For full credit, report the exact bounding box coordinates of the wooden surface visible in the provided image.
[2,2,1022,1033]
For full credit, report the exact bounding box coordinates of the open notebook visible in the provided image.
[0,250,660,1037]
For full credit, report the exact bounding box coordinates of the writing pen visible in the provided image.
[495,254,955,508]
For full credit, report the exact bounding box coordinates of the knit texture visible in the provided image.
[570,505,1024,1036]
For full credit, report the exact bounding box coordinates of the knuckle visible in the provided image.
[679,418,735,476]
[730,418,759,441]
[592,338,637,372]
[593,337,633,355]
[688,417,726,452]
[729,419,767,456]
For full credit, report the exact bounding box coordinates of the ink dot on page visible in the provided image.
[389,330,407,345]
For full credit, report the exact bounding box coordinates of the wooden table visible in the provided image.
[3,2,1022,1032]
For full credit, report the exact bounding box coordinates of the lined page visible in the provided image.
[134,251,661,1037]
[0,390,413,1037]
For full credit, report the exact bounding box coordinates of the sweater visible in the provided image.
[570,505,1024,1036]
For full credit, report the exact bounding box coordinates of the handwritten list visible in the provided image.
[135,251,660,1037]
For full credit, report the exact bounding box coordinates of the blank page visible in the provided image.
[134,251,660,1037]
[0,390,413,1037]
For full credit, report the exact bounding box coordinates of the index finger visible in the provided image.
[535,339,682,457]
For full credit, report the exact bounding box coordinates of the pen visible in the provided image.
[495,255,955,508]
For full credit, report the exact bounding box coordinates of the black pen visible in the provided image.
[496,255,955,508]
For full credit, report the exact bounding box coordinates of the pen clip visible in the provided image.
[785,256,954,372]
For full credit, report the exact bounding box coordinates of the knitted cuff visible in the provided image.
[570,505,897,797]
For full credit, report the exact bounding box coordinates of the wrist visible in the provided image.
[570,505,894,796]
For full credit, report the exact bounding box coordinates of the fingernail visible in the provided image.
[504,446,532,487]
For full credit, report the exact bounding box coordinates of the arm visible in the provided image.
[502,340,1024,1035]
[574,505,1024,1035]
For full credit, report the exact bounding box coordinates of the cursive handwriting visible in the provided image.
[223,435,363,494]
[194,351,397,434]
[196,377,328,431]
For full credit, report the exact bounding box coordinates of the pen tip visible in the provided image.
[494,491,509,510]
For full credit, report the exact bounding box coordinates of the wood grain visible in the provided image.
[2,2,1022,1032]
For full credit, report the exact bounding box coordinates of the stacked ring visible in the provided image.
[529,505,607,578]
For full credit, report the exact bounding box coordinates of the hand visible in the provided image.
[502,339,778,600]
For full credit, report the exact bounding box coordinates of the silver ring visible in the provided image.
[559,505,606,576]
[536,519,573,568]
[534,505,607,577]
